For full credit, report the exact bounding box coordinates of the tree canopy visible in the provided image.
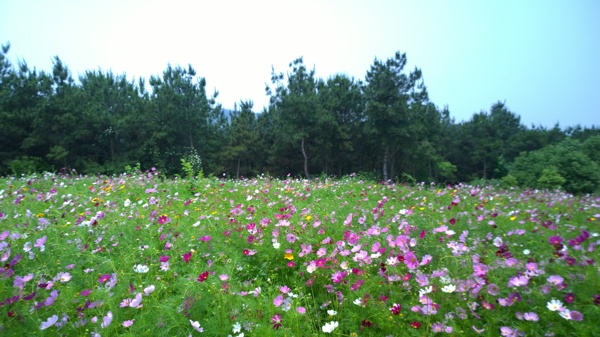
[1,42,599,193]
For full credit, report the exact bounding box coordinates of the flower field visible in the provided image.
[0,170,599,336]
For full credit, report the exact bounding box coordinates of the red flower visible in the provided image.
[410,321,421,329]
[243,249,250,256]
[449,218,456,225]
[197,271,209,283]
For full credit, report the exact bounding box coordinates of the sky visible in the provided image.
[1,0,599,128]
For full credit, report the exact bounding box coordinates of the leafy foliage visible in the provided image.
[1,42,599,191]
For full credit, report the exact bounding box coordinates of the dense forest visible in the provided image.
[1,43,599,193]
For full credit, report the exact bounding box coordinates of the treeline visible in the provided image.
[1,43,599,192]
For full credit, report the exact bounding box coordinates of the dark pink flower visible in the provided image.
[98,274,111,283]
[183,252,192,263]
[271,313,282,330]
[197,271,209,283]
[548,236,563,245]
[390,303,402,315]
[564,292,575,304]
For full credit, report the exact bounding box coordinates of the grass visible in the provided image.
[0,171,599,336]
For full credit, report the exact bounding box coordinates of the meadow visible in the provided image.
[0,170,599,336]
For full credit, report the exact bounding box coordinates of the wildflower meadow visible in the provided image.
[1,170,599,336]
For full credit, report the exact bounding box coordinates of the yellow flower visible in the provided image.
[305,215,312,221]
[510,216,516,221]
[284,253,294,260]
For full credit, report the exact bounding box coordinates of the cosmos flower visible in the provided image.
[40,314,58,330]
[56,272,72,283]
[133,264,149,273]
[197,271,209,283]
[183,251,192,263]
[144,285,155,296]
[273,295,284,307]
[190,320,204,332]
[101,311,113,328]
[547,299,563,311]
[322,321,338,333]
[390,303,402,315]
[271,314,282,330]
[441,284,456,293]
[524,312,539,321]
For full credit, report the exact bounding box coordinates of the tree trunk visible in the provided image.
[301,137,311,179]
[236,158,240,179]
[382,146,389,181]
[483,159,487,179]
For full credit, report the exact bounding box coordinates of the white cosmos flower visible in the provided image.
[559,308,571,320]
[133,264,149,273]
[441,284,456,293]
[322,321,339,333]
[546,299,563,311]
[419,286,433,297]
[439,276,452,284]
[327,310,337,316]
[386,256,399,266]
[124,199,131,207]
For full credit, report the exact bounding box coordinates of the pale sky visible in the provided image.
[1,0,599,128]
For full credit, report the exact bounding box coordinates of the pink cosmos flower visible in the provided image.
[472,326,485,334]
[128,293,142,308]
[331,271,348,283]
[122,320,134,327]
[404,251,418,269]
[190,320,204,332]
[508,275,529,287]
[34,236,46,249]
[43,290,59,307]
[40,314,58,330]
[547,275,564,285]
[98,274,111,283]
[570,310,584,321]
[523,312,539,321]
[273,295,284,307]
[101,311,113,328]
[144,285,155,296]
[56,272,72,283]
